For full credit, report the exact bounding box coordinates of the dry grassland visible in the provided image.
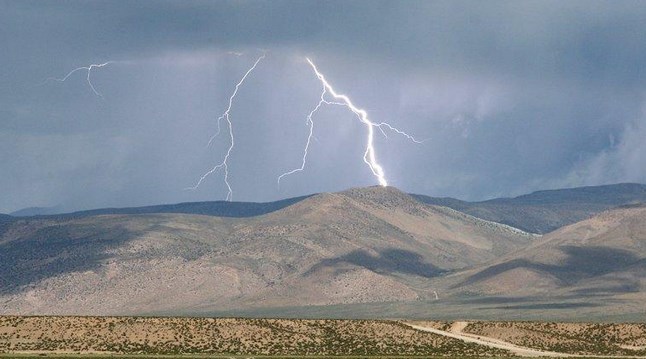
[0,316,507,356]
[464,321,646,356]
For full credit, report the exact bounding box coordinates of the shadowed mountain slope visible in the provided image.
[453,204,646,300]
[413,183,646,234]
[0,186,532,315]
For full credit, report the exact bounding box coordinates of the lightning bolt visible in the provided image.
[44,61,114,97]
[186,54,265,201]
[279,58,423,187]
[276,81,347,185]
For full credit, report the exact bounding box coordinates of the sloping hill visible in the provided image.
[413,183,646,234]
[454,204,646,300]
[0,186,532,316]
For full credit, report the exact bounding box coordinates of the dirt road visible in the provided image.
[406,322,571,357]
[407,322,646,358]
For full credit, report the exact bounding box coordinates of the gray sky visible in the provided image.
[1,0,646,213]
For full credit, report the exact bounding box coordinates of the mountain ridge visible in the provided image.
[9,195,312,220]
[450,204,646,300]
[8,183,645,235]
[413,183,646,233]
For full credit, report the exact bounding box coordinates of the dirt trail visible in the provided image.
[406,322,570,357]
[405,322,646,358]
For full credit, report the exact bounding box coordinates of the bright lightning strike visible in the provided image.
[186,54,266,201]
[44,61,114,97]
[278,58,423,187]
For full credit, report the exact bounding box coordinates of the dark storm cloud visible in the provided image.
[1,0,645,213]
[5,1,645,83]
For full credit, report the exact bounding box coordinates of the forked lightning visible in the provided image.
[276,81,346,185]
[278,58,423,187]
[186,54,265,201]
[45,61,114,97]
[47,55,422,199]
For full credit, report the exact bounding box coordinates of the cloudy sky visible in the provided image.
[1,0,645,213]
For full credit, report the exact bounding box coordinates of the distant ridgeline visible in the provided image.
[5,183,646,234]
[413,183,646,234]
[8,195,312,220]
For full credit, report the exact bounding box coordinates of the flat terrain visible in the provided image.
[461,321,646,356]
[0,316,505,356]
[409,321,646,357]
[1,316,646,357]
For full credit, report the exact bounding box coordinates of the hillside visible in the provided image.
[413,183,646,234]
[0,186,532,315]
[0,215,12,237]
[448,204,646,316]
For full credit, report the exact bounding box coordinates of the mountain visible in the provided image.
[445,204,646,317]
[2,185,644,320]
[413,183,646,234]
[0,186,533,316]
